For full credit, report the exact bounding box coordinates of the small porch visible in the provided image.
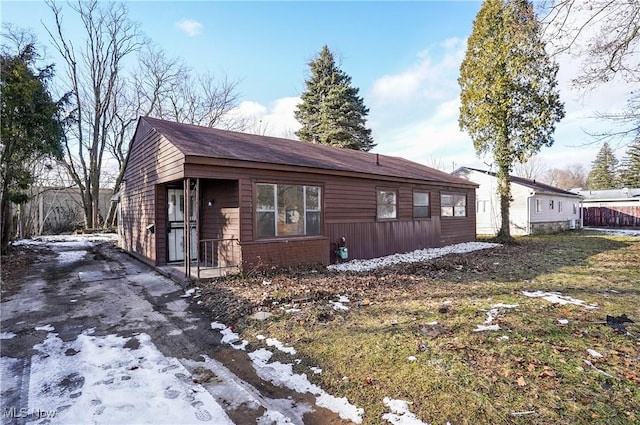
[159,177,241,281]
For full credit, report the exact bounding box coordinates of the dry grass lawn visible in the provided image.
[199,230,640,424]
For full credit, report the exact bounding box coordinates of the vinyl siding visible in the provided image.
[120,122,185,266]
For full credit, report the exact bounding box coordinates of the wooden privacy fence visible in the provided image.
[582,206,640,227]
[197,238,240,278]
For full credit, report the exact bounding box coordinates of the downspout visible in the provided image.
[526,192,533,235]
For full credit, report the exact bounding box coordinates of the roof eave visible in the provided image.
[183,155,478,188]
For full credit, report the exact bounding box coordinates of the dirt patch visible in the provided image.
[1,244,54,300]
[195,234,631,325]
[196,241,540,324]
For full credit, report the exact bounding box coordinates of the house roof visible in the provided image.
[139,116,475,187]
[453,166,582,198]
[574,188,640,202]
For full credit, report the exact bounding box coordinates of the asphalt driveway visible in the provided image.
[0,236,351,425]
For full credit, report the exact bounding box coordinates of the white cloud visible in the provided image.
[226,97,301,139]
[175,19,203,36]
[366,29,633,173]
[369,40,465,104]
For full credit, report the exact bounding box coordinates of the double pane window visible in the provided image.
[441,193,467,217]
[257,184,321,238]
[413,192,430,218]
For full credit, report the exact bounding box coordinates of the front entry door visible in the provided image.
[167,187,196,262]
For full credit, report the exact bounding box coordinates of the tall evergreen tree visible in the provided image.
[618,137,640,188]
[459,0,564,241]
[0,43,66,252]
[587,142,619,190]
[295,45,374,151]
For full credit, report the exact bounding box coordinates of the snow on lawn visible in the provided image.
[473,304,518,332]
[382,397,430,425]
[249,348,364,424]
[522,291,597,309]
[585,227,640,237]
[29,330,233,424]
[327,242,501,272]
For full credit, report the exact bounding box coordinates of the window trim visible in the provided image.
[413,191,431,219]
[255,182,323,239]
[377,189,398,221]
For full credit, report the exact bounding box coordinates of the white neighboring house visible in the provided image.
[452,167,583,236]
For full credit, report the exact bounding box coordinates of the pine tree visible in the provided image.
[458,0,564,241]
[295,45,374,151]
[618,137,640,188]
[587,142,619,189]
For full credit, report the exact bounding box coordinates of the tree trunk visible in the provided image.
[496,162,513,242]
[0,197,12,254]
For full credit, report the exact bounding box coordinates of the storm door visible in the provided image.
[167,187,196,262]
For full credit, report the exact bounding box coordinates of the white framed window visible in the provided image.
[558,201,563,213]
[377,190,397,219]
[256,183,321,238]
[441,193,467,217]
[477,200,489,214]
[549,200,555,210]
[535,199,543,213]
[413,192,430,218]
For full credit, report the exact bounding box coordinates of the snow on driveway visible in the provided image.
[25,329,232,424]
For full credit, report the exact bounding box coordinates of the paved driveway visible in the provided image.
[1,237,351,424]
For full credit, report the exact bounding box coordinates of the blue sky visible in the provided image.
[2,1,631,174]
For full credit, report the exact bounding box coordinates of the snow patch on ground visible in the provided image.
[587,349,604,358]
[474,324,501,332]
[266,338,297,355]
[28,331,233,424]
[310,366,323,375]
[257,409,295,424]
[382,397,428,425]
[1,332,16,339]
[211,322,248,350]
[56,250,87,265]
[522,291,597,309]
[327,242,501,272]
[330,301,350,311]
[475,303,518,332]
[35,324,55,332]
[585,227,640,237]
[249,348,364,424]
[13,234,118,247]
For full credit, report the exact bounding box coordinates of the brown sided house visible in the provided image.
[118,116,478,278]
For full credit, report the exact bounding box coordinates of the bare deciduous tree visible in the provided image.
[543,0,639,88]
[542,163,588,189]
[45,0,143,229]
[44,1,242,229]
[542,1,639,147]
[513,155,548,181]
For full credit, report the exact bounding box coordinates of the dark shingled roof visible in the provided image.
[141,116,475,186]
[454,167,582,198]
